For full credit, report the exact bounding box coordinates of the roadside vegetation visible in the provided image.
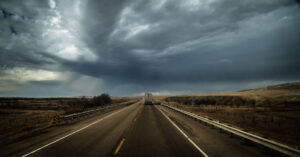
[159,82,300,148]
[0,94,136,144]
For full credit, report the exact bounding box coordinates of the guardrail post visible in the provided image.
[51,113,59,126]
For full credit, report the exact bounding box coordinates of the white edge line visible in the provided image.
[156,106,209,157]
[22,108,126,157]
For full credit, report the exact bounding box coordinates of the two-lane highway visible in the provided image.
[10,100,286,157]
[21,101,204,157]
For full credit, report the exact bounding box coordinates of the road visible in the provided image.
[3,100,285,157]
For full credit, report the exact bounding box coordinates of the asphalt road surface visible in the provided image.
[3,100,285,157]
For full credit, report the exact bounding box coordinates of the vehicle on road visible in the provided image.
[144,93,152,105]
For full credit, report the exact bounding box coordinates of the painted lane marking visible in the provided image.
[22,107,128,157]
[114,138,126,155]
[156,106,209,157]
[133,117,137,122]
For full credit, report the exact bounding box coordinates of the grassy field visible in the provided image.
[0,96,138,144]
[157,82,300,149]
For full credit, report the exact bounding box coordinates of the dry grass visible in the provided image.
[0,109,62,144]
[156,82,300,148]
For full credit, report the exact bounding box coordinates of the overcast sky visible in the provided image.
[0,0,299,97]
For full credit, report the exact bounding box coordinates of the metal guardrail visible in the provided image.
[59,102,132,122]
[161,103,300,157]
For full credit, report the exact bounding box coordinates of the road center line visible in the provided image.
[114,138,126,155]
[156,106,209,157]
[133,117,137,122]
[22,106,129,157]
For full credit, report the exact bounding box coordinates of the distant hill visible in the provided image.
[264,82,300,90]
[236,82,300,99]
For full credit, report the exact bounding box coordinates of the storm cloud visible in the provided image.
[0,0,300,97]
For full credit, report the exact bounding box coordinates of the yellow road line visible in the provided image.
[114,138,126,155]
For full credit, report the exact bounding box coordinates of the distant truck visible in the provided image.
[144,93,152,105]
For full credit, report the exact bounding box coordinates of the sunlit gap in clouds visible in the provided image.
[45,0,97,62]
[0,67,66,82]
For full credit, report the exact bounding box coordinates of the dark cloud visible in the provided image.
[0,0,299,97]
